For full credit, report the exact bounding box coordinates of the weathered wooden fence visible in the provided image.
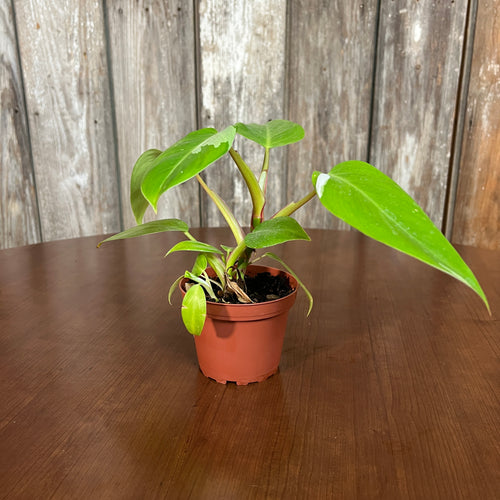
[1,0,498,250]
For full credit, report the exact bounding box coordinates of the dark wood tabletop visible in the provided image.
[0,228,498,499]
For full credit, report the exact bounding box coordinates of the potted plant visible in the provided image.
[98,119,489,384]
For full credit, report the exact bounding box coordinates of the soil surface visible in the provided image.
[207,272,294,304]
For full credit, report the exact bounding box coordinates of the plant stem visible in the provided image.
[196,174,244,243]
[184,231,197,242]
[272,189,317,218]
[258,148,270,193]
[229,148,265,228]
[226,238,249,271]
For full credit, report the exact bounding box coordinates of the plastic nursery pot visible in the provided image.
[180,265,297,385]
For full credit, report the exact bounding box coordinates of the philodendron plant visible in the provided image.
[98,119,489,334]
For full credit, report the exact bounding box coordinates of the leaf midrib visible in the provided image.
[328,171,468,281]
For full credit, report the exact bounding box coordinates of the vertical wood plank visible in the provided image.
[370,0,468,229]
[0,1,40,249]
[13,0,120,241]
[106,0,199,229]
[198,0,288,229]
[287,1,379,229]
[451,2,500,250]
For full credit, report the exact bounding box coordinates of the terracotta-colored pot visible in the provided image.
[180,265,297,385]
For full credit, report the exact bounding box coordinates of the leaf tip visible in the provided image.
[481,294,491,316]
[306,300,314,317]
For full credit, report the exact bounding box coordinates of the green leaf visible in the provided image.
[142,126,237,211]
[97,219,189,247]
[244,217,311,249]
[165,240,223,257]
[235,120,304,148]
[181,284,206,336]
[205,254,226,286]
[261,252,314,316]
[191,254,208,275]
[130,149,162,224]
[168,275,184,305]
[313,161,489,312]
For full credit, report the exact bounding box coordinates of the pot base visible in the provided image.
[200,366,279,386]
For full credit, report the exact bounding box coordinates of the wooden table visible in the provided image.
[1,228,498,499]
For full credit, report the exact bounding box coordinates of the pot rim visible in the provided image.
[179,264,298,316]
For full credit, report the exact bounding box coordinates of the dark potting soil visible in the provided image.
[207,272,294,304]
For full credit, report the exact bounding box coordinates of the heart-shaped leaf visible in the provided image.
[244,216,310,248]
[313,161,489,311]
[165,240,223,256]
[97,219,188,247]
[181,284,206,336]
[142,126,236,211]
[236,120,304,148]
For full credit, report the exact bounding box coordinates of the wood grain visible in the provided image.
[106,0,199,229]
[13,0,120,241]
[370,0,468,229]
[0,229,498,498]
[1,1,499,250]
[451,1,500,250]
[198,0,288,228]
[287,0,379,229]
[0,0,40,249]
